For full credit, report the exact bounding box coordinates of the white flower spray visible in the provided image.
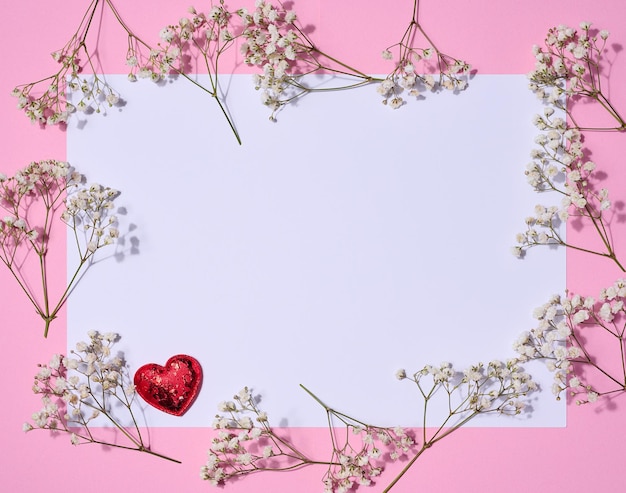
[202,363,535,492]
[514,25,626,407]
[11,0,120,125]
[515,280,626,405]
[24,331,179,462]
[529,22,625,131]
[12,0,471,142]
[0,160,121,337]
[514,22,625,271]
[378,0,470,108]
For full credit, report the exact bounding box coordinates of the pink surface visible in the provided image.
[2,1,626,492]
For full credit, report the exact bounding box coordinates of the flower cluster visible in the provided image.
[205,364,534,492]
[13,0,469,141]
[202,386,415,492]
[0,160,121,337]
[515,280,626,404]
[0,160,73,263]
[62,183,120,256]
[398,360,535,419]
[127,3,234,82]
[317,406,414,492]
[24,331,179,462]
[239,1,305,119]
[237,0,376,121]
[380,361,535,490]
[378,5,470,108]
[529,22,624,130]
[0,160,75,262]
[513,90,622,270]
[11,5,120,126]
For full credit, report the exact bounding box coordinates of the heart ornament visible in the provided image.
[134,355,202,416]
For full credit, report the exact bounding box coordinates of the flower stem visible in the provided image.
[382,446,427,493]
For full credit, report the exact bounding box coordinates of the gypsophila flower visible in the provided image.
[515,281,626,403]
[407,360,535,418]
[14,0,473,140]
[205,363,534,491]
[202,385,415,490]
[12,0,122,127]
[514,102,624,271]
[0,160,123,337]
[362,359,536,489]
[528,23,625,130]
[24,331,179,462]
[379,3,470,107]
[239,0,377,121]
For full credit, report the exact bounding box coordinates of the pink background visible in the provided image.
[2,1,626,492]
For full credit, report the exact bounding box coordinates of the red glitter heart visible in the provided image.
[134,355,202,416]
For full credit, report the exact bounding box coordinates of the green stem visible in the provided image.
[308,46,376,81]
[137,445,182,464]
[0,256,43,315]
[619,335,626,386]
[42,257,88,337]
[299,383,329,409]
[80,0,101,41]
[383,409,478,493]
[83,438,181,463]
[38,251,51,335]
[546,231,626,271]
[415,23,441,54]
[583,203,625,271]
[179,72,242,145]
[568,331,624,388]
[43,317,54,338]
[383,446,427,493]
[595,92,626,130]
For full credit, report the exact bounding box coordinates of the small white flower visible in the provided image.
[159,27,175,42]
[572,310,589,324]
[389,97,403,109]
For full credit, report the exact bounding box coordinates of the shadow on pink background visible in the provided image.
[2,1,626,492]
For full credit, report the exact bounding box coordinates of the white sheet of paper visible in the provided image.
[67,74,565,427]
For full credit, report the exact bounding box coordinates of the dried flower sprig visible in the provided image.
[156,0,383,123]
[529,22,625,131]
[512,110,623,270]
[12,0,468,141]
[125,0,469,121]
[11,0,120,125]
[300,385,416,493]
[202,385,415,491]
[125,1,242,143]
[386,360,535,492]
[24,331,179,462]
[203,362,535,493]
[379,0,470,108]
[10,0,242,142]
[0,160,121,337]
[515,280,626,405]
[236,0,379,121]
